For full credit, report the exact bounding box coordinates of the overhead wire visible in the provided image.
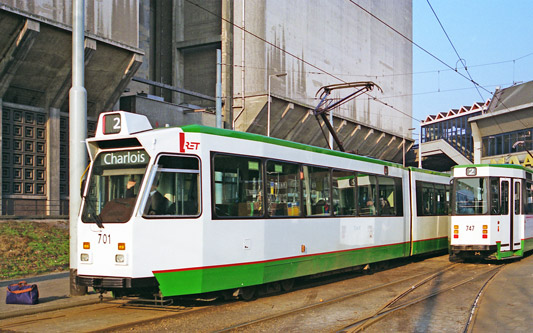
[184,0,420,122]
[348,0,532,134]
[347,0,494,98]
[423,1,529,132]
[221,52,533,79]
[426,0,485,102]
[187,0,530,129]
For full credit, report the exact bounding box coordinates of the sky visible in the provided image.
[412,0,533,129]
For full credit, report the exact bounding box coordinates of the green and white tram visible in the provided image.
[77,111,450,298]
[450,164,533,260]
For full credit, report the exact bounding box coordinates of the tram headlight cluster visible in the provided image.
[115,253,128,265]
[453,225,459,239]
[482,225,488,239]
[80,252,92,264]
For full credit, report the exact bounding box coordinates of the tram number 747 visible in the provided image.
[465,225,475,231]
[98,233,111,244]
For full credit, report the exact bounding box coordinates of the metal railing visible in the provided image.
[1,199,68,218]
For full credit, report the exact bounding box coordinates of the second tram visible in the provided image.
[450,164,533,260]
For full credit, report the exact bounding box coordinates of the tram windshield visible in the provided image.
[82,149,149,223]
[453,177,488,215]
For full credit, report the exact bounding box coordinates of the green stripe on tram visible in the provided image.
[154,242,409,296]
[180,124,402,169]
[411,237,448,255]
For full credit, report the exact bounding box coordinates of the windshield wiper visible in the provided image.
[82,196,104,229]
[93,211,104,229]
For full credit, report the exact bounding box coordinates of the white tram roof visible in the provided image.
[94,111,153,138]
[89,111,450,178]
[453,164,533,178]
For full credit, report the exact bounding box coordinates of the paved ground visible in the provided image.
[471,253,533,332]
[1,255,533,330]
[0,272,101,320]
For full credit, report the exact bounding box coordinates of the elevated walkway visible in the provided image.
[420,139,472,166]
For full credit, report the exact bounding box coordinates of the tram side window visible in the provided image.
[332,170,356,216]
[377,176,396,216]
[358,173,377,216]
[416,181,435,216]
[143,155,200,217]
[435,184,448,215]
[266,161,300,217]
[490,178,500,214]
[302,165,331,216]
[501,180,509,215]
[514,181,521,215]
[212,154,263,218]
[525,181,533,214]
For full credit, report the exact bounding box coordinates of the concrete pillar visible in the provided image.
[46,107,61,216]
[221,0,233,129]
[470,121,482,164]
[174,0,185,105]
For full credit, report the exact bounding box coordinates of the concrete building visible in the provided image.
[418,80,533,171]
[470,81,533,167]
[0,0,414,217]
[130,0,414,160]
[419,101,489,171]
[0,1,142,216]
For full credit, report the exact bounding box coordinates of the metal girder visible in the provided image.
[132,76,216,102]
[102,54,143,112]
[48,38,97,108]
[0,19,39,97]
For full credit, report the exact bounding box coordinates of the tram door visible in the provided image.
[499,178,522,252]
[499,179,511,251]
[512,180,522,251]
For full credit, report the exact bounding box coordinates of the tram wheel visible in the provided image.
[280,278,295,292]
[239,286,257,301]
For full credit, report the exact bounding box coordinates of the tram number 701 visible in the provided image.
[465,225,475,231]
[98,233,111,244]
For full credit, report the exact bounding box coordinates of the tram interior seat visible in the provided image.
[313,200,329,215]
[215,204,235,216]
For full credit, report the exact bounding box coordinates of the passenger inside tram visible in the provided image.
[379,197,391,215]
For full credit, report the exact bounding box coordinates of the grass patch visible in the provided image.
[0,221,69,280]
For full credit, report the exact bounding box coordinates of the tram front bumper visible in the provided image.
[77,275,158,289]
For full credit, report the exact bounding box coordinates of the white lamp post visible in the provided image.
[267,73,287,137]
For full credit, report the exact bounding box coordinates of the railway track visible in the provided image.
[214,263,459,332]
[1,256,505,332]
[204,262,505,332]
[337,264,505,332]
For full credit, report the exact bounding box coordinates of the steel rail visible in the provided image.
[214,263,457,332]
[338,264,505,332]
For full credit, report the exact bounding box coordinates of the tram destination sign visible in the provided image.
[103,113,122,134]
[96,150,149,166]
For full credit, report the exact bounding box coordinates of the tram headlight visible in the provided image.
[482,225,488,239]
[115,254,128,265]
[80,252,92,264]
